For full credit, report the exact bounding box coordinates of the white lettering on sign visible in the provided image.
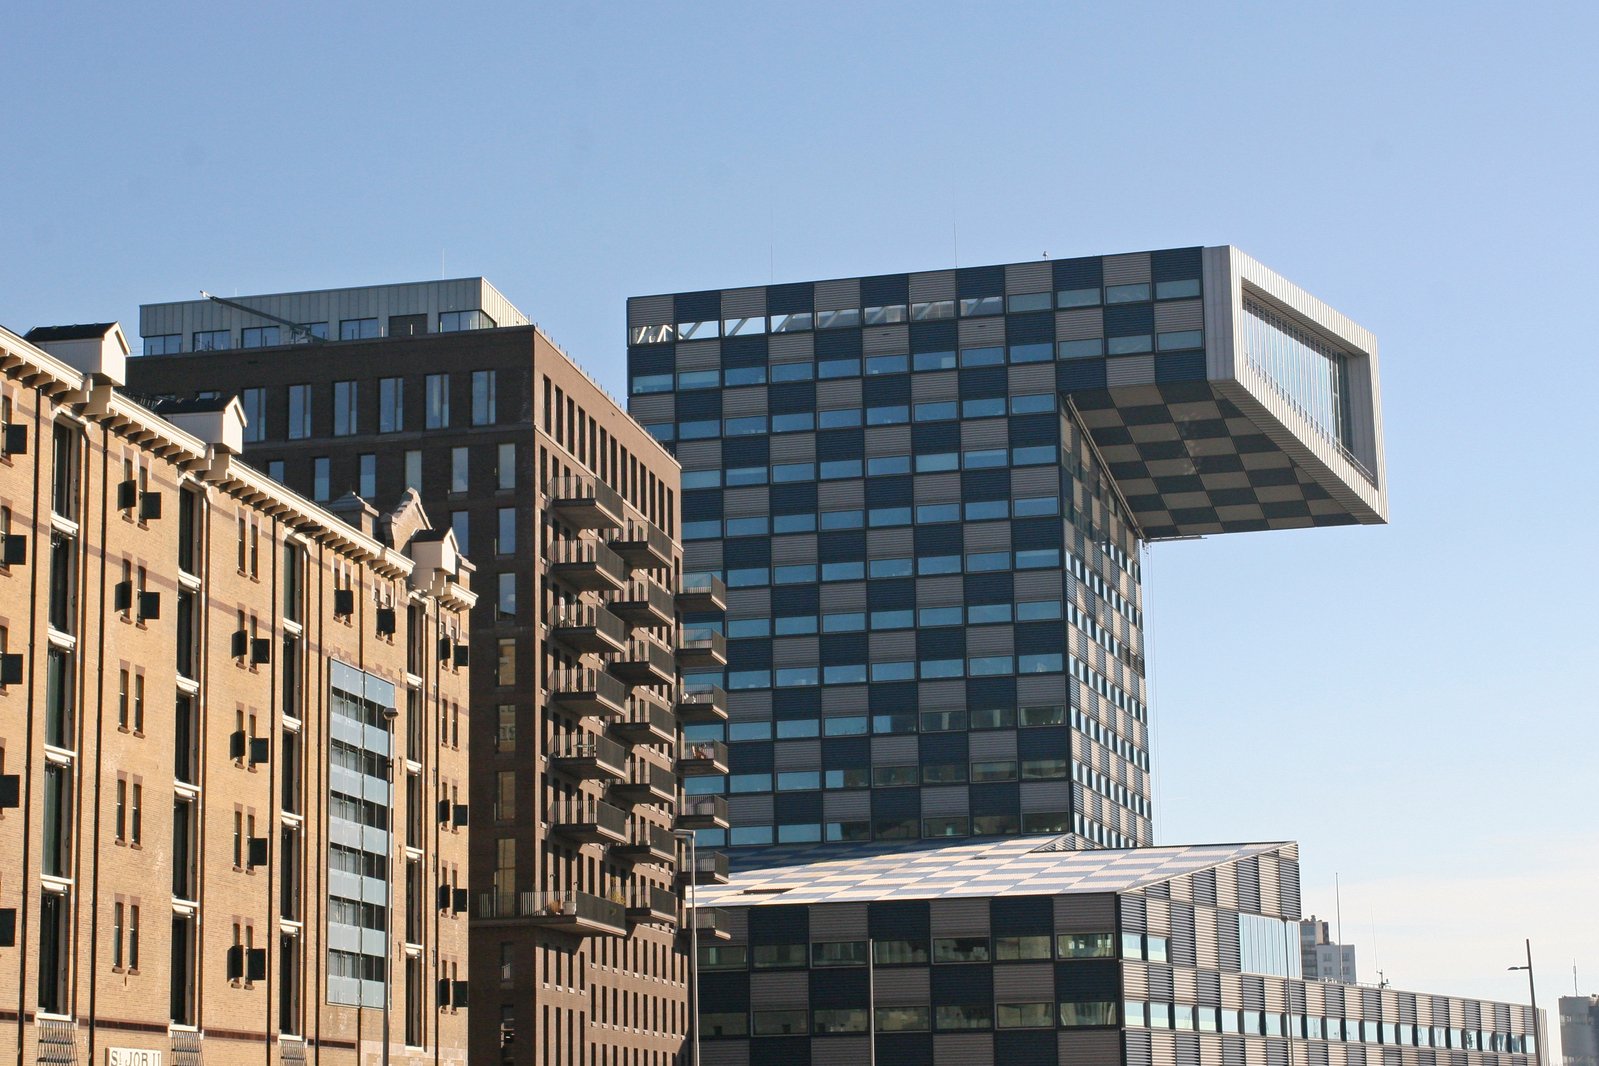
[107,1049,163,1066]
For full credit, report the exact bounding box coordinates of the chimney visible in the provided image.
[326,492,379,537]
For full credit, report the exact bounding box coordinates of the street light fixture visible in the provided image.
[1508,938,1540,1066]
[673,828,700,1066]
[382,702,400,1066]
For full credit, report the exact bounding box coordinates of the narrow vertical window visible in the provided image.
[333,380,357,436]
[425,374,450,429]
[379,377,404,433]
[472,370,497,426]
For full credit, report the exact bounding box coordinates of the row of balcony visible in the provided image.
[548,668,728,724]
[474,885,728,938]
[548,736,730,782]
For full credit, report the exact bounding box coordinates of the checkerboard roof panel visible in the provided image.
[695,837,1292,908]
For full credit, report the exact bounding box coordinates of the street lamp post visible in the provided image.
[1509,939,1540,1066]
[382,703,399,1066]
[673,829,700,1066]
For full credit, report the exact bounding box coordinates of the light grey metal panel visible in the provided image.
[1146,897,1171,935]
[808,903,868,942]
[914,472,962,503]
[1056,308,1104,340]
[815,278,860,311]
[870,631,916,659]
[1060,1030,1123,1066]
[676,341,721,371]
[1006,262,1053,293]
[774,740,821,770]
[771,433,816,462]
[994,961,1053,999]
[871,735,918,762]
[751,972,808,1008]
[930,898,989,936]
[729,689,772,718]
[867,528,913,555]
[1019,780,1069,813]
[701,1043,749,1066]
[968,730,1017,760]
[961,420,1009,449]
[873,967,929,1003]
[675,440,722,468]
[865,425,911,456]
[1220,972,1242,1009]
[684,542,722,571]
[964,523,1011,551]
[1215,863,1239,908]
[1155,299,1204,331]
[920,786,967,815]
[909,271,955,302]
[1008,364,1056,393]
[1258,855,1281,917]
[1103,253,1151,285]
[911,370,959,401]
[1106,356,1155,387]
[771,534,816,564]
[966,627,1014,657]
[864,325,909,354]
[773,637,819,667]
[730,794,774,823]
[723,287,767,318]
[823,790,870,818]
[819,584,865,613]
[722,386,768,416]
[629,395,675,422]
[819,481,864,508]
[958,318,1005,347]
[725,488,771,517]
[726,587,771,615]
[915,575,964,605]
[1265,978,1286,1011]
[821,687,867,712]
[1053,893,1116,932]
[816,379,862,407]
[1011,467,1058,495]
[769,332,814,361]
[811,1039,869,1066]
[933,1032,994,1065]
[1124,962,1149,996]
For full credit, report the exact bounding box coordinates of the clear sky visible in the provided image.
[5,0,1595,1039]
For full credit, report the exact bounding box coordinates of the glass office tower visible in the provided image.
[626,246,1385,856]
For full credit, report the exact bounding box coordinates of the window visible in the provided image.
[497,573,516,620]
[333,380,357,436]
[995,935,1051,961]
[997,1002,1054,1028]
[438,309,495,332]
[496,508,515,554]
[193,329,231,351]
[495,704,516,752]
[143,333,181,355]
[472,370,496,425]
[496,639,516,686]
[876,1006,930,1032]
[358,454,376,498]
[312,458,330,501]
[425,374,450,429]
[936,1004,993,1030]
[451,447,469,493]
[933,937,990,963]
[240,325,279,348]
[450,512,468,554]
[339,318,378,340]
[404,450,422,491]
[287,385,312,439]
[377,377,404,433]
[241,388,267,443]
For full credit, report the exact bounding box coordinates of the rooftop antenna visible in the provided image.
[1335,873,1343,947]
[199,291,323,344]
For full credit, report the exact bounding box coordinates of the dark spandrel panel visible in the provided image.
[775,792,822,823]
[1057,360,1108,392]
[683,491,722,520]
[1053,256,1104,291]
[809,966,869,1009]
[920,731,969,762]
[627,346,673,376]
[1025,727,1071,758]
[723,334,769,365]
[1056,958,1120,1000]
[749,904,810,945]
[969,782,1019,816]
[957,265,1006,299]
[730,742,774,773]
[771,585,819,612]
[823,736,870,767]
[815,328,862,357]
[674,290,723,322]
[867,580,915,610]
[861,274,911,307]
[701,971,751,1011]
[820,633,868,662]
[769,382,816,413]
[723,436,769,465]
[865,476,912,507]
[728,640,772,669]
[874,1033,933,1066]
[1105,302,1155,336]
[931,962,993,1003]
[966,676,1016,707]
[751,1036,810,1066]
[1006,311,1056,344]
[868,899,931,938]
[957,365,1007,397]
[916,628,965,660]
[766,282,814,315]
[1151,246,1204,282]
[872,788,920,819]
[997,1030,1057,1061]
[961,468,1010,501]
[863,373,910,405]
[910,319,957,351]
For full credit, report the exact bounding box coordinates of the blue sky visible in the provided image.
[6,0,1595,1028]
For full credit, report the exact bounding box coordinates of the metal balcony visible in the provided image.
[611,824,677,867]
[609,577,674,629]
[627,884,679,926]
[549,800,630,845]
[548,734,628,781]
[610,761,676,806]
[677,627,727,668]
[681,905,731,940]
[547,476,626,531]
[610,637,676,688]
[677,682,728,723]
[478,889,626,937]
[548,667,629,719]
[677,572,726,613]
[678,850,730,886]
[678,739,729,777]
[677,794,729,831]
[611,702,675,747]
[550,604,627,654]
[611,519,675,571]
[548,536,626,594]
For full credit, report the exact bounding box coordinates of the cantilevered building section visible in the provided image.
[626,246,1386,857]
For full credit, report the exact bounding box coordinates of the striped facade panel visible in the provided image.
[630,394,675,422]
[771,433,815,462]
[728,690,771,721]
[864,325,909,354]
[1236,858,1262,912]
[1151,1031,1178,1066]
[865,425,911,456]
[1061,1030,1122,1066]
[911,370,959,400]
[1322,984,1346,1017]
[814,278,859,311]
[916,575,965,605]
[1010,466,1058,495]
[817,480,864,508]
[868,528,914,555]
[921,786,969,815]
[1308,1044,1330,1066]
[726,487,771,516]
[1305,983,1326,1014]
[1019,780,1069,812]
[1267,1039,1289,1066]
[1170,904,1197,967]
[1146,897,1171,935]
[1223,1034,1246,1066]
[821,687,866,713]
[1287,982,1305,1013]
[1155,299,1204,331]
[933,1032,995,1065]
[1216,864,1239,909]
[809,904,867,940]
[815,379,861,408]
[676,439,721,467]
[961,419,1010,449]
[1278,855,1301,920]
[1148,964,1174,999]
[771,535,816,565]
[1201,1033,1225,1066]
[993,962,1053,999]
[1121,894,1147,933]
[966,626,1014,656]
[822,791,869,818]
[1217,910,1241,970]
[963,523,1012,552]
[873,966,929,1003]
[967,730,1017,762]
[1413,996,1433,1026]
[958,318,1006,347]
[1221,972,1243,1009]
[1175,968,1198,1003]
[772,740,820,770]
[1006,261,1053,293]
[677,340,722,370]
[769,332,814,361]
[1016,673,1068,704]
[1241,975,1266,1010]
[1054,895,1115,933]
[929,898,990,936]
[914,472,962,503]
[1264,977,1285,1010]
[726,587,770,615]
[1008,363,1056,393]
[1127,1030,1154,1066]
[729,794,774,823]
[811,1039,869,1066]
[869,631,916,660]
[1398,993,1418,1025]
[871,735,919,763]
[909,271,956,302]
[722,386,768,416]
[685,542,723,571]
[1056,307,1104,339]
[702,1044,750,1066]
[723,287,767,318]
[750,972,808,1009]
[1103,253,1152,284]
[819,583,865,611]
[1106,355,1155,387]
[629,294,673,327]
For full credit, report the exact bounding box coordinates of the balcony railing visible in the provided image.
[678,739,729,777]
[547,536,626,593]
[677,627,727,668]
[684,906,731,939]
[609,577,674,628]
[610,637,676,688]
[677,572,726,612]
[550,604,628,654]
[549,799,630,844]
[610,761,677,806]
[478,889,627,936]
[610,519,675,570]
[548,667,629,719]
[676,681,728,723]
[611,824,676,866]
[679,850,730,886]
[548,734,628,781]
[611,702,675,747]
[627,884,679,926]
[677,794,729,831]
[547,476,625,530]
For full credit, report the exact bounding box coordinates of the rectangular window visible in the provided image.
[404,450,422,491]
[358,454,376,499]
[450,511,468,554]
[497,573,516,620]
[193,329,231,351]
[450,448,468,493]
[287,385,312,439]
[143,334,181,355]
[241,388,267,443]
[472,370,496,425]
[339,318,378,340]
[312,458,330,501]
[425,374,450,429]
[496,508,515,555]
[378,377,404,433]
[496,442,515,489]
[333,380,357,436]
[241,325,279,348]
